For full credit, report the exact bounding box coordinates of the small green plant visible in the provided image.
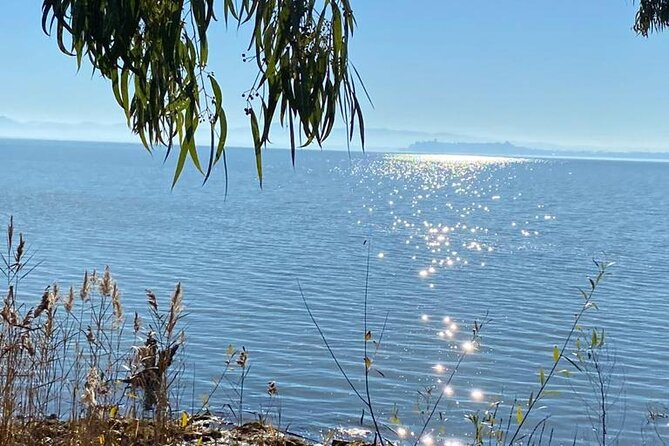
[570,325,623,446]
[459,259,613,446]
[502,259,612,445]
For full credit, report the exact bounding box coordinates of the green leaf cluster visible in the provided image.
[41,0,365,187]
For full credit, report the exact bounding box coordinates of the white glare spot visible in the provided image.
[377,252,385,259]
[443,385,454,396]
[421,314,429,322]
[397,427,407,438]
[433,364,445,374]
[421,435,434,446]
[471,389,484,401]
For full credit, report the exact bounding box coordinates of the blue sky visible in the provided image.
[2,1,669,151]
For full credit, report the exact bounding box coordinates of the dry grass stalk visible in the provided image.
[166,282,183,338]
[0,217,190,445]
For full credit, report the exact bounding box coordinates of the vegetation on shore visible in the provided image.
[0,216,336,446]
[0,217,666,445]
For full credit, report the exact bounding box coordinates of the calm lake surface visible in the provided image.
[1,139,668,444]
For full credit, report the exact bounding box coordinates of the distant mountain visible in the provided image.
[0,115,476,151]
[0,115,135,143]
[407,139,669,160]
[2,114,668,159]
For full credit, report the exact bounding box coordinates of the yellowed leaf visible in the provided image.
[364,357,372,370]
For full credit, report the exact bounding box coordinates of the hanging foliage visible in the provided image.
[41,0,366,187]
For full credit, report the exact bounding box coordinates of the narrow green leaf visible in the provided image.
[210,76,223,117]
[110,70,123,108]
[121,68,130,124]
[216,109,228,161]
[205,126,216,184]
[354,96,365,149]
[332,4,343,56]
[188,140,203,174]
[250,110,263,187]
[289,112,296,167]
[138,130,151,152]
[172,145,189,189]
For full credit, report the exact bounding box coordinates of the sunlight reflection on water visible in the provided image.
[351,154,534,294]
[2,142,668,444]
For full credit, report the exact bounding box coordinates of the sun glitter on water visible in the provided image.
[357,153,531,289]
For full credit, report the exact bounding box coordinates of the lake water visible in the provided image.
[1,139,668,444]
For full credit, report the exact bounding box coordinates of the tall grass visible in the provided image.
[0,217,187,445]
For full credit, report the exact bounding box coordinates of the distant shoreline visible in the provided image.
[404,140,669,163]
[397,150,669,164]
[2,135,669,163]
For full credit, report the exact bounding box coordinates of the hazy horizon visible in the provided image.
[4,2,669,154]
[2,114,669,155]
[2,117,669,160]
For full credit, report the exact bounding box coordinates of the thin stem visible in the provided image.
[506,262,609,445]
[298,280,365,404]
[362,241,383,446]
[413,315,488,446]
